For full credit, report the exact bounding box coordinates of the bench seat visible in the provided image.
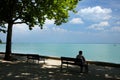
[27,54,45,63]
[61,57,88,72]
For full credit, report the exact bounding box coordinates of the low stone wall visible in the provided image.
[0,52,120,68]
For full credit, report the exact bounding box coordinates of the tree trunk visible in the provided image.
[4,22,13,60]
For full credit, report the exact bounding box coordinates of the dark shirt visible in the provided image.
[76,55,86,63]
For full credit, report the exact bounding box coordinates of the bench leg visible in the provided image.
[27,59,28,62]
[44,59,45,64]
[38,60,39,64]
[80,66,83,73]
[61,64,62,71]
[42,58,45,64]
[67,64,68,69]
[33,59,34,63]
[85,64,88,73]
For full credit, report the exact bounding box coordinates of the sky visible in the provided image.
[0,0,120,43]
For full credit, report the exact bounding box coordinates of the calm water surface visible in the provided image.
[0,43,120,64]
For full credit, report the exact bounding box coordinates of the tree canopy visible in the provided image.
[0,0,79,29]
[0,0,80,60]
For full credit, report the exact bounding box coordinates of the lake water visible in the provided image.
[0,43,120,64]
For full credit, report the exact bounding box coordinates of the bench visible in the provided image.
[27,54,45,64]
[61,57,88,72]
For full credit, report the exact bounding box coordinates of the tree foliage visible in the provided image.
[0,0,79,29]
[0,0,80,60]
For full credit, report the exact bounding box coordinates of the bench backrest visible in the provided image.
[61,57,82,64]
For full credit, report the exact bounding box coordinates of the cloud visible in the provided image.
[77,6,112,21]
[13,22,67,34]
[110,26,120,32]
[45,19,54,25]
[70,18,84,24]
[52,27,67,32]
[116,21,120,25]
[35,26,67,33]
[88,21,109,30]
[13,19,55,33]
[13,24,29,33]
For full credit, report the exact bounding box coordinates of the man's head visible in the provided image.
[79,50,82,55]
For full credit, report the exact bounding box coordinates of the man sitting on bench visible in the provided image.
[76,50,88,73]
